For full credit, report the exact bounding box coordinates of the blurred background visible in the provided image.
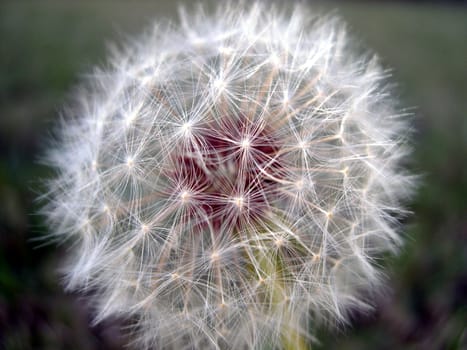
[0,1,466,349]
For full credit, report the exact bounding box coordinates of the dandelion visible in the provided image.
[42,2,414,349]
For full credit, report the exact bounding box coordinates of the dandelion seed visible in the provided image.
[126,156,134,169]
[140,224,150,235]
[274,237,285,248]
[180,190,191,203]
[232,196,245,209]
[298,140,307,150]
[240,138,251,150]
[219,46,233,55]
[211,251,220,262]
[269,53,282,67]
[294,179,304,190]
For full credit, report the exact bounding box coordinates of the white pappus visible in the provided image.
[42,2,415,349]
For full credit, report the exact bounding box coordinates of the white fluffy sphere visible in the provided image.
[43,3,414,349]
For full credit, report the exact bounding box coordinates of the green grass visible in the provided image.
[0,1,466,349]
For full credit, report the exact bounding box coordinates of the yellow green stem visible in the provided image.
[257,250,309,350]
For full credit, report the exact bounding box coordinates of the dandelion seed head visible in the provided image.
[42,2,415,349]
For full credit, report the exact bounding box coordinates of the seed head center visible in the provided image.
[168,117,284,230]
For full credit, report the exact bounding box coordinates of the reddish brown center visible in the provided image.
[166,116,283,232]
